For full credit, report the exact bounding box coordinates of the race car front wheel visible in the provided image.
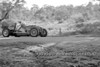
[2,29,10,37]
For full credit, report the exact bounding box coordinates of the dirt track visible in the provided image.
[0,36,99,43]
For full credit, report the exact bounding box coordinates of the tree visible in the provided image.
[0,0,25,22]
[34,5,55,22]
[31,4,39,13]
[94,0,100,1]
[54,5,73,21]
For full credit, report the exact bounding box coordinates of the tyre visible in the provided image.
[2,29,10,37]
[40,29,47,37]
[30,28,38,37]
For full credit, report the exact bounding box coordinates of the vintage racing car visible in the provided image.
[1,20,48,37]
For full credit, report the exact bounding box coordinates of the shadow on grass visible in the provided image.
[0,42,44,49]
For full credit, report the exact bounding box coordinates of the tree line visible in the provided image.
[0,0,100,24]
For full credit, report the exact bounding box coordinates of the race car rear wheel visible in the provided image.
[40,29,47,37]
[30,28,38,37]
[2,29,10,37]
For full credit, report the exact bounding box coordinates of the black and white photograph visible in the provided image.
[0,0,100,67]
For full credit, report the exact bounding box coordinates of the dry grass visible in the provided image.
[0,39,100,67]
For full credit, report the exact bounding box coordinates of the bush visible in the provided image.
[79,24,93,34]
[79,22,100,34]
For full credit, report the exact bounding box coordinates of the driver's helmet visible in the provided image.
[18,21,26,28]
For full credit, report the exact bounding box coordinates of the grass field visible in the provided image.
[0,37,100,67]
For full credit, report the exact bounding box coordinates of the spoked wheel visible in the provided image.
[40,29,48,37]
[2,29,10,37]
[30,28,38,37]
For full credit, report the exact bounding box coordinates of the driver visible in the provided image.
[16,21,25,31]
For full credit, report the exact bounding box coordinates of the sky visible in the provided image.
[24,0,99,9]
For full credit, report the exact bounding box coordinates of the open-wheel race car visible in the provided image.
[1,20,48,37]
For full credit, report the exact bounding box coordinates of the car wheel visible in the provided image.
[30,28,38,37]
[40,29,47,37]
[2,29,10,37]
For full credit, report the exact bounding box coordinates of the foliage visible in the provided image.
[78,22,100,34]
[0,1,100,35]
[6,1,100,23]
[0,0,26,22]
[0,1,100,23]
